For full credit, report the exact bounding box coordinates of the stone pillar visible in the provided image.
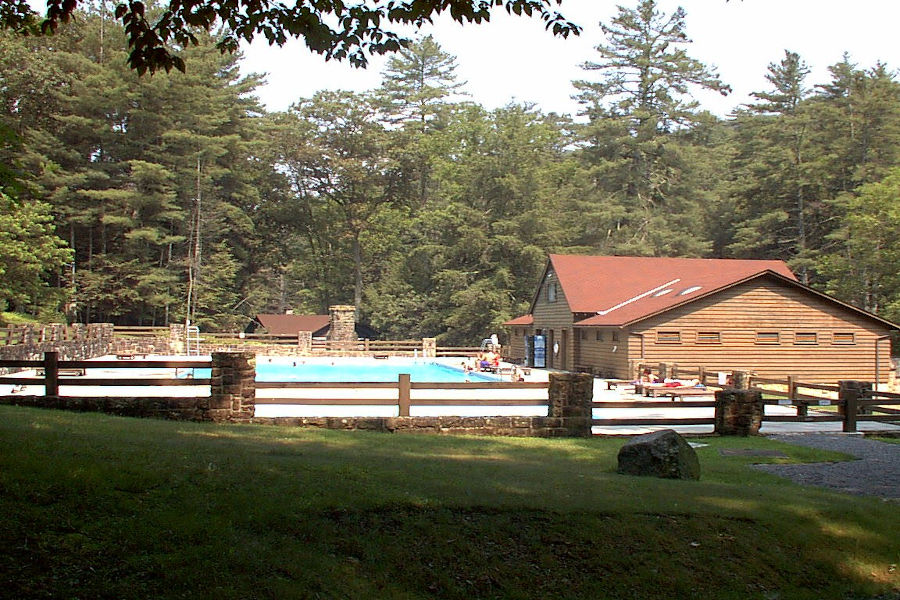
[208,352,255,422]
[170,324,186,355]
[730,370,750,390]
[328,305,356,342]
[297,331,312,354]
[71,323,86,341]
[547,372,593,437]
[714,389,764,436]
[22,324,35,346]
[422,337,437,358]
[838,380,871,433]
[47,323,64,342]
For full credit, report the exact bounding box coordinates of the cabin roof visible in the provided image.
[255,314,330,335]
[539,254,796,324]
[505,254,899,331]
[503,314,534,326]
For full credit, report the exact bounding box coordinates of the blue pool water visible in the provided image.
[257,360,496,383]
[188,359,497,383]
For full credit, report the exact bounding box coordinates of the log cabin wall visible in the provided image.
[615,278,893,384]
[506,326,530,362]
[573,326,630,378]
[531,269,575,370]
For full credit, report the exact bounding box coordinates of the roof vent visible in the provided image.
[678,286,702,296]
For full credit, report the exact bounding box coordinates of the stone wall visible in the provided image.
[0,323,113,367]
[0,395,213,421]
[248,415,581,437]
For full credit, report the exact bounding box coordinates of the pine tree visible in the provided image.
[728,51,818,282]
[572,0,729,256]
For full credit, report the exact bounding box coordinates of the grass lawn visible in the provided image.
[1,406,897,599]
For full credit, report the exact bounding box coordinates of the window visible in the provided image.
[596,330,604,342]
[657,331,681,344]
[833,332,855,345]
[611,331,620,342]
[581,329,589,340]
[756,332,780,345]
[697,331,721,344]
[795,332,818,345]
[547,282,557,303]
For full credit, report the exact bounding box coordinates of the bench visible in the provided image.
[604,379,634,390]
[648,387,716,400]
[35,367,85,377]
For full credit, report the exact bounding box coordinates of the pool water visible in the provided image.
[189,358,498,383]
[258,360,496,383]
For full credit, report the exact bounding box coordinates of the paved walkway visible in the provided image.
[752,434,900,500]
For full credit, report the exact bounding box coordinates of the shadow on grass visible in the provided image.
[0,406,897,599]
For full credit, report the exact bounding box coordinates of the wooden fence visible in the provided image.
[0,355,212,396]
[111,326,482,356]
[256,378,547,417]
[597,365,900,433]
[0,353,548,418]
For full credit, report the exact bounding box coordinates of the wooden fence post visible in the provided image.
[838,380,870,433]
[787,375,807,417]
[398,373,411,417]
[44,351,59,397]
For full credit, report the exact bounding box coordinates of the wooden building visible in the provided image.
[504,254,898,384]
[248,310,379,340]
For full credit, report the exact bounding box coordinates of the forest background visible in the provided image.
[2,0,900,346]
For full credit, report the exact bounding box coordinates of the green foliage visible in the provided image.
[4,0,900,338]
[572,0,728,257]
[0,406,897,599]
[8,0,580,74]
[0,191,72,311]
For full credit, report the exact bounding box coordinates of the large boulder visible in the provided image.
[616,429,700,480]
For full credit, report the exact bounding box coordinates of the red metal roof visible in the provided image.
[543,254,797,326]
[503,315,534,326]
[256,314,330,335]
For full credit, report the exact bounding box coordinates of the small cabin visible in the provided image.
[248,307,379,340]
[504,254,898,384]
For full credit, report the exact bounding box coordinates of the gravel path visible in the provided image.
[753,434,900,500]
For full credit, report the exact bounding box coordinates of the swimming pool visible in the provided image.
[188,357,499,383]
[256,358,497,382]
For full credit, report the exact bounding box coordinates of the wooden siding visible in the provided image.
[532,270,575,370]
[615,279,894,384]
[574,327,630,377]
[505,326,531,362]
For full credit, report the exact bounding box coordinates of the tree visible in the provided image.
[572,0,729,256]
[819,169,900,320]
[377,34,466,130]
[728,51,817,282]
[5,0,580,74]
[274,91,401,311]
[0,192,73,312]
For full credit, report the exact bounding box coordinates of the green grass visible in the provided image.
[1,406,897,599]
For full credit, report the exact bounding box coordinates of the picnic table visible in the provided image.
[646,386,716,400]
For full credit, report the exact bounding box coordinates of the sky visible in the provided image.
[238,0,900,119]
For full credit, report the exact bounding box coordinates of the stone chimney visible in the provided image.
[328,305,357,341]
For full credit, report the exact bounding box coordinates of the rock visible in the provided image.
[617,429,700,480]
